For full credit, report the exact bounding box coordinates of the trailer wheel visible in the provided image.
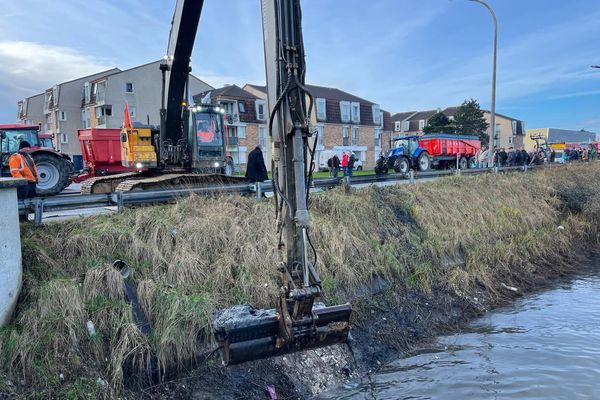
[458,156,468,170]
[417,152,430,172]
[33,153,71,196]
[394,157,410,174]
[468,157,477,169]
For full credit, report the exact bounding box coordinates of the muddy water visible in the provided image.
[318,267,600,400]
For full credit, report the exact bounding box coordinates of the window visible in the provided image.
[52,86,59,108]
[95,81,107,103]
[512,120,517,134]
[81,109,90,129]
[402,120,410,132]
[238,147,248,164]
[508,136,513,145]
[418,120,425,130]
[340,101,351,123]
[83,82,91,104]
[494,123,501,138]
[342,126,349,146]
[129,106,136,119]
[351,102,360,123]
[222,102,235,116]
[237,125,246,139]
[374,128,381,148]
[60,133,68,144]
[238,101,246,113]
[44,92,53,113]
[125,82,134,93]
[316,98,327,121]
[372,105,381,125]
[255,100,266,121]
[58,111,67,121]
[351,127,359,146]
[315,125,324,146]
[258,126,268,148]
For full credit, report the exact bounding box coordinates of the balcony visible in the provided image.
[227,136,239,146]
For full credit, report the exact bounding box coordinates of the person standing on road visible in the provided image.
[507,147,516,166]
[245,145,268,183]
[341,152,349,176]
[331,153,340,177]
[498,148,508,167]
[478,145,489,168]
[9,141,38,199]
[348,152,356,177]
[520,148,529,166]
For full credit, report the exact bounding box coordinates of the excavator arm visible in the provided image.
[212,0,351,365]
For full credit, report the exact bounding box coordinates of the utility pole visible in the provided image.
[468,0,497,167]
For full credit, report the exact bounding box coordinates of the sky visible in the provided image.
[0,0,598,131]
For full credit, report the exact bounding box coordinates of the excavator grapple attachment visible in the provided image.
[212,303,351,366]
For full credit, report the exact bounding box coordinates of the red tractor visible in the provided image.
[0,124,73,196]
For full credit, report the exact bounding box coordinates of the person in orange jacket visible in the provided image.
[9,141,39,199]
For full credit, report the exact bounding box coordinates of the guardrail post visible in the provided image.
[494,166,499,174]
[34,198,44,226]
[255,182,262,200]
[409,170,415,184]
[0,178,26,327]
[523,164,528,173]
[116,192,124,212]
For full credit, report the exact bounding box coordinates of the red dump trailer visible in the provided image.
[72,128,140,183]
[419,134,481,169]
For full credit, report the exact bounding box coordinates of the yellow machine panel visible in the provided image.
[121,127,158,168]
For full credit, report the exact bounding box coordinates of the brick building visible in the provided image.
[244,84,393,170]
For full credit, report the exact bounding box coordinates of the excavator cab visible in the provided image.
[189,104,230,173]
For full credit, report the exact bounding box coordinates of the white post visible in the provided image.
[0,178,26,326]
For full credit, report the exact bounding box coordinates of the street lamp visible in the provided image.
[468,0,498,167]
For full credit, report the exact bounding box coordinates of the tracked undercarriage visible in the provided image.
[81,171,249,194]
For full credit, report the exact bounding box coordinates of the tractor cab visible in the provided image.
[390,135,421,158]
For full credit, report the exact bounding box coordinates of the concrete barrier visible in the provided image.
[0,178,26,327]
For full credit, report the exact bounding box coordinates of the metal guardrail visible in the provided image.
[20,163,557,225]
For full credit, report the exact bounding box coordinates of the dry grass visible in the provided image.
[4,162,600,396]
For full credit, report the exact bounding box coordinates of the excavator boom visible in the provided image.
[212,0,351,366]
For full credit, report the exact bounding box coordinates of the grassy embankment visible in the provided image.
[2,163,600,398]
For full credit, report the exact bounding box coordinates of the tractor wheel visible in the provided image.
[375,157,388,174]
[33,153,71,196]
[356,165,363,171]
[458,156,468,170]
[394,157,410,174]
[417,152,431,172]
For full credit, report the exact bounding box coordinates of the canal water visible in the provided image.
[317,266,600,400]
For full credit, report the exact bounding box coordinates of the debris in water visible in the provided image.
[265,385,278,399]
[501,282,518,292]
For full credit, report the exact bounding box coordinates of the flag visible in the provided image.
[124,101,133,129]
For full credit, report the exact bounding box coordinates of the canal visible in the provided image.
[317,264,600,400]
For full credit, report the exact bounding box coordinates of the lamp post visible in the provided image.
[468,0,497,167]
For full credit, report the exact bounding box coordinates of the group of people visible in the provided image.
[560,147,598,163]
[473,145,598,168]
[327,152,357,177]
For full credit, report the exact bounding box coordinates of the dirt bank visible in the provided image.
[2,164,600,399]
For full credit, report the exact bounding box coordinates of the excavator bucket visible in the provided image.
[212,302,351,366]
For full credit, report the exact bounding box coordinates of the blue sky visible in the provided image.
[0,0,598,131]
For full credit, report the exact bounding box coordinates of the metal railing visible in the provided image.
[20,163,560,225]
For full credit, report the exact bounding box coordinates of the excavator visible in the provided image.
[107,0,351,365]
[80,1,240,194]
[212,0,352,365]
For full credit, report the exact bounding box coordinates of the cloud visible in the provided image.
[0,41,114,95]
